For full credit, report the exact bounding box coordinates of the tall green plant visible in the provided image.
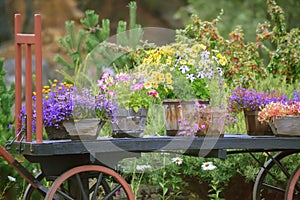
[256,0,300,82]
[178,0,300,88]
[55,1,143,85]
[0,57,17,199]
[0,57,14,140]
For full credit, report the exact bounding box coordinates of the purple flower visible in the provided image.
[228,86,288,113]
[20,81,117,132]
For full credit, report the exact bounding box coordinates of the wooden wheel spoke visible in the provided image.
[75,174,88,200]
[267,152,290,178]
[262,183,286,193]
[103,184,122,200]
[55,189,75,200]
[90,173,104,200]
[253,150,300,200]
[45,165,134,200]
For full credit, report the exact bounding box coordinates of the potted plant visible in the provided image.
[131,36,228,136]
[21,80,116,140]
[228,86,287,135]
[258,101,300,136]
[98,72,160,138]
[176,103,236,137]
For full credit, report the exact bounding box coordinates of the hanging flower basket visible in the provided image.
[269,116,300,137]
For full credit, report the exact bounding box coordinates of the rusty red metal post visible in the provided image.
[14,14,22,141]
[14,14,43,143]
[34,14,43,143]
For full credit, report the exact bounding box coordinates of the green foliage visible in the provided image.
[178,0,300,87]
[178,14,267,88]
[0,58,14,137]
[256,0,300,82]
[0,57,19,199]
[55,1,143,83]
[177,0,299,42]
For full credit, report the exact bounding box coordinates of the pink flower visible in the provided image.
[148,90,159,98]
[107,90,115,96]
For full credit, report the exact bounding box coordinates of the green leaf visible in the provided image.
[80,10,99,28]
[133,106,139,113]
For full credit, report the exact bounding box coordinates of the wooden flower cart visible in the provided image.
[0,14,299,200]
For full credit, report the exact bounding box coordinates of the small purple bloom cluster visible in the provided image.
[228,86,289,113]
[20,81,117,132]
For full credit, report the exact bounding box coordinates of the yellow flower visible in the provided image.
[154,75,160,82]
[166,78,172,85]
[198,60,204,66]
[216,53,223,59]
[152,82,158,89]
[52,83,56,87]
[199,44,206,50]
[180,60,187,65]
[166,73,172,79]
[190,53,198,58]
[32,91,36,96]
[53,79,58,83]
[219,57,227,66]
[144,82,152,89]
[164,87,169,93]
[159,73,164,80]
[188,59,195,65]
[43,85,50,89]
[166,59,172,65]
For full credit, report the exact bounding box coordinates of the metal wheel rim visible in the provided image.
[253,150,300,200]
[45,165,134,200]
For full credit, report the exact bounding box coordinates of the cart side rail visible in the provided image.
[14,14,43,143]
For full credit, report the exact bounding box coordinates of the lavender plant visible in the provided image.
[228,86,288,113]
[20,80,116,132]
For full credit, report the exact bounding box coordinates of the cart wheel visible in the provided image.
[23,172,45,200]
[285,165,300,200]
[45,165,134,200]
[253,150,300,200]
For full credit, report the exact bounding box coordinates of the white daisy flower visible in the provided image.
[201,161,217,170]
[172,157,183,165]
[7,176,16,182]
